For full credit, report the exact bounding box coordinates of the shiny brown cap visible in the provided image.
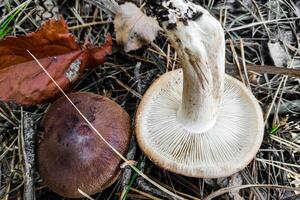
[37,92,131,198]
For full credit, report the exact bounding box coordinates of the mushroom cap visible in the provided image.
[37,92,131,198]
[135,69,264,178]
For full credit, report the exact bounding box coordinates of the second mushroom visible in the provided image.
[37,92,131,198]
[135,0,264,178]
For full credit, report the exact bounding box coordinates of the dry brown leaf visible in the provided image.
[114,2,161,52]
[0,18,112,105]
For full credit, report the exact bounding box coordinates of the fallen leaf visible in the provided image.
[268,42,288,67]
[0,18,112,105]
[114,2,161,52]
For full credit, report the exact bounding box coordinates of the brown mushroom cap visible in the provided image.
[37,92,131,198]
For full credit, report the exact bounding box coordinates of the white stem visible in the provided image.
[159,0,226,132]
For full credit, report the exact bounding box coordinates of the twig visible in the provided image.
[226,17,300,32]
[225,63,300,79]
[134,62,143,94]
[120,135,137,199]
[129,187,162,200]
[131,157,172,199]
[120,62,142,199]
[132,146,173,199]
[136,177,175,200]
[21,112,36,200]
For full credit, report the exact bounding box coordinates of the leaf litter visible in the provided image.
[0,0,299,200]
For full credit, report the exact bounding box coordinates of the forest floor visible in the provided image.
[0,0,299,199]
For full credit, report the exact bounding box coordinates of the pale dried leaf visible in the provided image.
[114,2,161,52]
[229,173,244,200]
[268,42,288,67]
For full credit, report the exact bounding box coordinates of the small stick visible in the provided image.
[225,63,300,79]
[134,158,174,199]
[22,112,36,200]
[119,135,137,199]
[136,177,175,199]
[119,62,141,199]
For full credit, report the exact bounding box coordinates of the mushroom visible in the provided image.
[135,0,264,178]
[37,92,131,198]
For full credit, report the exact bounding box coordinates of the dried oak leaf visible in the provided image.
[114,2,161,52]
[0,18,112,106]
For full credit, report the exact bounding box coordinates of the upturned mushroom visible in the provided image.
[37,92,131,198]
[135,0,264,178]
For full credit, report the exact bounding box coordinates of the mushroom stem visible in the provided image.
[149,0,225,132]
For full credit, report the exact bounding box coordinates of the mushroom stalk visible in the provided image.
[149,0,225,132]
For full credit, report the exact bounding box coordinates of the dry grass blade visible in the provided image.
[110,77,142,98]
[130,188,162,200]
[264,76,287,125]
[255,158,300,169]
[256,159,300,178]
[27,50,186,200]
[78,189,94,200]
[204,184,300,200]
[68,20,112,30]
[270,135,300,151]
[0,0,31,38]
[229,39,246,84]
[226,17,300,31]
